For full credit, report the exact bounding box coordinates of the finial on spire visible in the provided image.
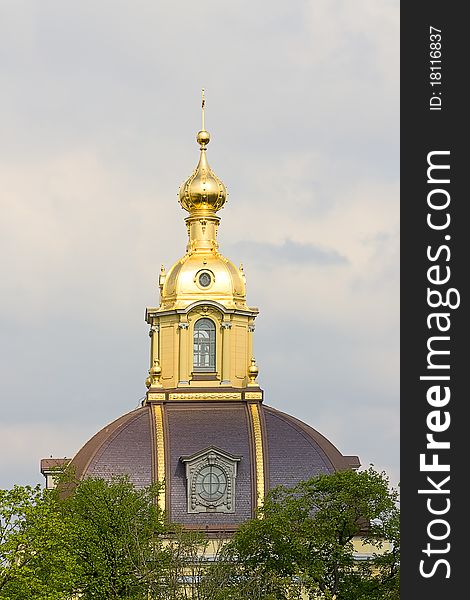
[197,88,210,148]
[201,88,205,131]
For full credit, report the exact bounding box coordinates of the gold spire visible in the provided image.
[179,91,227,214]
[145,96,261,392]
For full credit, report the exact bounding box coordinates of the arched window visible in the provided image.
[193,318,216,371]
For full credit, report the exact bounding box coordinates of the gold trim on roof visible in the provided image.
[245,392,263,400]
[168,392,241,401]
[152,404,166,513]
[249,403,265,511]
[147,392,166,401]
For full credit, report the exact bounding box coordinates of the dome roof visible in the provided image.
[50,100,361,535]
[160,252,246,311]
[70,401,359,531]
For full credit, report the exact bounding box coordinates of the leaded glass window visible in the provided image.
[193,318,216,371]
[195,465,227,503]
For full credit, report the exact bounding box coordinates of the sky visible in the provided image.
[0,1,399,491]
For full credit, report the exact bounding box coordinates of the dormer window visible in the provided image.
[180,447,241,514]
[193,318,216,371]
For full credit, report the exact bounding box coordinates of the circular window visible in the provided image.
[198,272,212,288]
[195,465,227,503]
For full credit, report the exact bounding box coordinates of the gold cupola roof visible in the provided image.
[179,92,227,214]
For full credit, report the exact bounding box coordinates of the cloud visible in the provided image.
[227,239,348,266]
[0,422,98,489]
[0,1,399,490]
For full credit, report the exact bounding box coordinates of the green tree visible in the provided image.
[0,484,74,599]
[3,469,399,599]
[3,475,217,600]
[59,475,170,599]
[60,475,227,600]
[210,467,399,600]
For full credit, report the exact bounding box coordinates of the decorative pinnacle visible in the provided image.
[248,357,259,386]
[159,265,166,289]
[147,359,162,388]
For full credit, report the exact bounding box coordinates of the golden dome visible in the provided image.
[178,129,227,214]
[160,252,247,311]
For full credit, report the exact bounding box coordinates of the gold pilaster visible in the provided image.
[221,321,232,385]
[150,324,160,369]
[249,403,265,511]
[247,323,255,376]
[178,321,190,385]
[152,404,166,512]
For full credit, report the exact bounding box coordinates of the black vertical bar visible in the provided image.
[401,2,466,596]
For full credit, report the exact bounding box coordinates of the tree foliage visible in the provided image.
[1,475,222,600]
[0,484,75,599]
[60,475,169,599]
[1,467,399,599]
[212,467,400,600]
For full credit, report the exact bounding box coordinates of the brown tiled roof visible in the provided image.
[165,402,254,526]
[69,406,153,489]
[64,400,360,529]
[262,405,360,474]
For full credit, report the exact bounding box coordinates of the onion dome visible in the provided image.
[179,129,227,214]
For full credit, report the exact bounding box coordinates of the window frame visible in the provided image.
[193,317,216,372]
